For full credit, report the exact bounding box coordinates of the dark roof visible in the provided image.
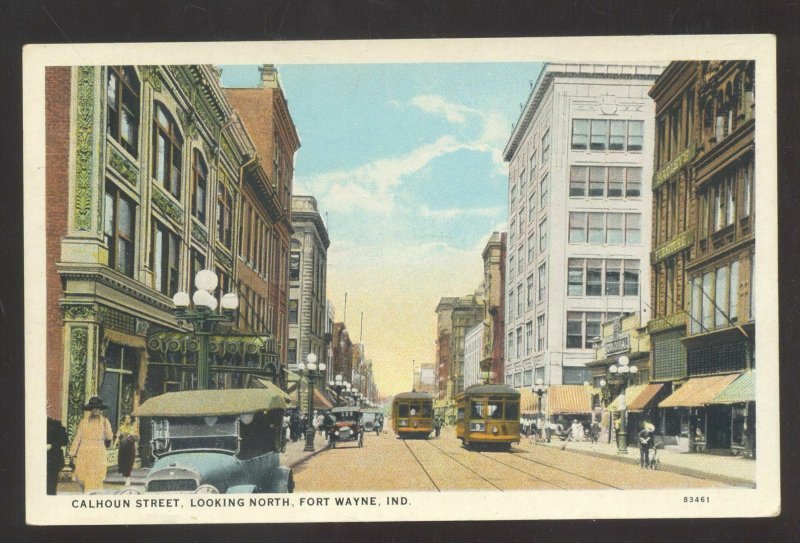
[394,391,434,400]
[134,388,285,417]
[461,383,520,396]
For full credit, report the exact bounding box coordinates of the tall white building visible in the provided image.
[463,321,487,389]
[502,62,664,393]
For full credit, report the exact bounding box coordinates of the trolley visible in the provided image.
[455,383,521,450]
[392,391,434,439]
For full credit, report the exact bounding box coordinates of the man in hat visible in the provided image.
[638,422,655,469]
[68,396,113,492]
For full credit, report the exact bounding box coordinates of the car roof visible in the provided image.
[331,406,361,413]
[394,391,434,400]
[134,388,286,417]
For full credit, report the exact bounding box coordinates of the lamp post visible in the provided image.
[172,270,239,390]
[532,379,547,436]
[600,378,612,444]
[298,353,326,452]
[329,374,346,405]
[607,355,638,454]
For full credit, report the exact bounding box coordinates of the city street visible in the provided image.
[293,426,731,492]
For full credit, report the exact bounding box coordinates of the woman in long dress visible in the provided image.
[68,396,112,493]
[114,414,139,485]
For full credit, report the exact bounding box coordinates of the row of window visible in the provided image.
[698,160,753,240]
[569,166,642,198]
[507,314,548,359]
[571,119,644,152]
[508,263,547,320]
[566,311,626,349]
[568,212,642,245]
[689,257,753,334]
[509,172,549,216]
[509,218,547,274]
[567,258,640,297]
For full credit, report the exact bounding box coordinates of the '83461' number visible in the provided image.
[683,496,710,503]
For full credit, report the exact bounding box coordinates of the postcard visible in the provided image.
[24,35,778,524]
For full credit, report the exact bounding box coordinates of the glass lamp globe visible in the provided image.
[319,362,327,372]
[619,355,630,367]
[609,365,618,373]
[172,291,190,308]
[221,292,239,310]
[193,289,213,309]
[298,361,306,371]
[306,353,318,365]
[630,365,639,374]
[195,269,218,292]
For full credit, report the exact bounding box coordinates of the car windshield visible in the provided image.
[152,416,239,455]
[362,412,377,423]
[333,411,358,422]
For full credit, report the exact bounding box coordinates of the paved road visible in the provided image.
[293,426,731,492]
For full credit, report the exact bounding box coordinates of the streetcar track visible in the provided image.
[481,449,623,490]
[400,438,441,492]
[404,439,503,492]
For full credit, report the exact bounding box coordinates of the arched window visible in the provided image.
[152,103,183,199]
[216,181,233,248]
[106,66,140,157]
[191,150,208,223]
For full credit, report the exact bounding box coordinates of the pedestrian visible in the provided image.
[290,410,301,442]
[314,411,324,436]
[67,396,113,493]
[613,416,621,444]
[570,419,583,442]
[114,414,139,486]
[47,417,68,495]
[433,416,442,438]
[589,420,600,444]
[638,422,655,468]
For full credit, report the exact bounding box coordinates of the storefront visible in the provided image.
[547,385,593,430]
[710,370,756,458]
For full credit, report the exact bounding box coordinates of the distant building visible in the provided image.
[464,322,487,389]
[435,297,457,400]
[481,232,507,384]
[324,300,335,382]
[332,322,353,384]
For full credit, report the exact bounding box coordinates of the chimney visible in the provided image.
[259,64,279,89]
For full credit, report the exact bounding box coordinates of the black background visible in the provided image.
[1,1,799,541]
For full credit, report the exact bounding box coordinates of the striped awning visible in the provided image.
[627,383,666,412]
[519,388,539,414]
[313,388,335,409]
[548,385,592,415]
[711,370,755,404]
[608,384,648,412]
[659,374,740,408]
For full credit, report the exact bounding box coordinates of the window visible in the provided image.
[216,182,233,248]
[586,259,603,296]
[288,299,299,325]
[609,120,626,151]
[528,193,536,221]
[691,261,740,333]
[508,290,515,320]
[625,214,641,244]
[541,129,550,163]
[509,255,515,282]
[526,274,534,309]
[566,312,612,349]
[588,213,605,243]
[589,167,605,197]
[715,267,728,328]
[608,167,624,197]
[566,259,636,298]
[569,212,587,243]
[191,150,207,223]
[538,263,547,302]
[153,220,180,296]
[529,150,537,179]
[605,259,621,296]
[626,168,642,197]
[152,103,183,199]
[103,183,136,277]
[508,332,514,360]
[516,327,523,357]
[537,314,546,351]
[627,120,644,151]
[606,213,623,244]
[517,247,523,275]
[570,166,587,197]
[742,163,752,218]
[517,284,523,316]
[523,369,533,387]
[289,251,301,282]
[725,175,736,225]
[538,218,547,253]
[288,339,297,366]
[518,210,525,236]
[106,66,140,156]
[509,219,516,245]
[540,174,549,208]
[527,233,535,263]
[571,120,589,150]
[513,373,522,388]
[563,367,592,385]
[520,168,527,191]
[624,260,640,296]
[190,249,206,288]
[702,271,714,330]
[566,312,583,348]
[568,259,584,296]
[590,120,608,151]
[526,321,533,355]
[510,184,517,211]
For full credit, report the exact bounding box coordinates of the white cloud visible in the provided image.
[410,95,481,123]
[419,205,504,220]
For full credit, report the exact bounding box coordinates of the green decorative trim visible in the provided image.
[214,246,233,269]
[107,145,139,186]
[191,222,208,244]
[653,142,697,190]
[648,312,688,334]
[221,134,234,161]
[650,229,694,265]
[74,66,95,231]
[63,304,97,321]
[152,186,183,224]
[66,327,89,442]
[140,65,163,92]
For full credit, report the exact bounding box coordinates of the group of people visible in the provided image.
[282,409,312,443]
[47,396,140,494]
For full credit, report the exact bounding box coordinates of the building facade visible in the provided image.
[287,195,330,370]
[481,232,507,384]
[649,61,756,455]
[46,65,291,447]
[331,322,353,385]
[434,297,457,401]
[502,62,663,409]
[464,321,487,389]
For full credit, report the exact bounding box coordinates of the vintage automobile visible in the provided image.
[360,408,384,436]
[127,387,293,494]
[327,406,363,448]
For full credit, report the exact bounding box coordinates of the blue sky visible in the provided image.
[221,63,543,395]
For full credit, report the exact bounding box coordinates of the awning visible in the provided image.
[608,383,648,412]
[249,377,294,404]
[627,383,667,412]
[711,370,755,404]
[134,388,286,417]
[548,385,592,415]
[658,373,741,408]
[313,388,334,409]
[519,388,539,414]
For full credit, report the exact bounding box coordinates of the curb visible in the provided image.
[285,442,331,469]
[540,443,755,488]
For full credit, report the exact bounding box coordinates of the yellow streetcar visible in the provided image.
[392,391,434,439]
[456,383,521,450]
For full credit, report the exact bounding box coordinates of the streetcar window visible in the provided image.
[420,404,432,417]
[487,401,504,420]
[409,402,421,416]
[470,401,484,419]
[457,408,464,420]
[398,404,409,417]
[505,401,520,420]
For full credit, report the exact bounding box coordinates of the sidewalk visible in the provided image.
[58,434,330,493]
[531,436,756,488]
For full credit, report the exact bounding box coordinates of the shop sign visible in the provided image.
[650,229,694,264]
[605,334,631,356]
[652,141,697,190]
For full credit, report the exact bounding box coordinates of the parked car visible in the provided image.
[327,407,363,448]
[127,387,293,494]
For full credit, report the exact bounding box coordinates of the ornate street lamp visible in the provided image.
[298,353,326,452]
[600,378,612,444]
[532,379,548,434]
[607,355,638,454]
[329,374,346,405]
[172,269,239,390]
